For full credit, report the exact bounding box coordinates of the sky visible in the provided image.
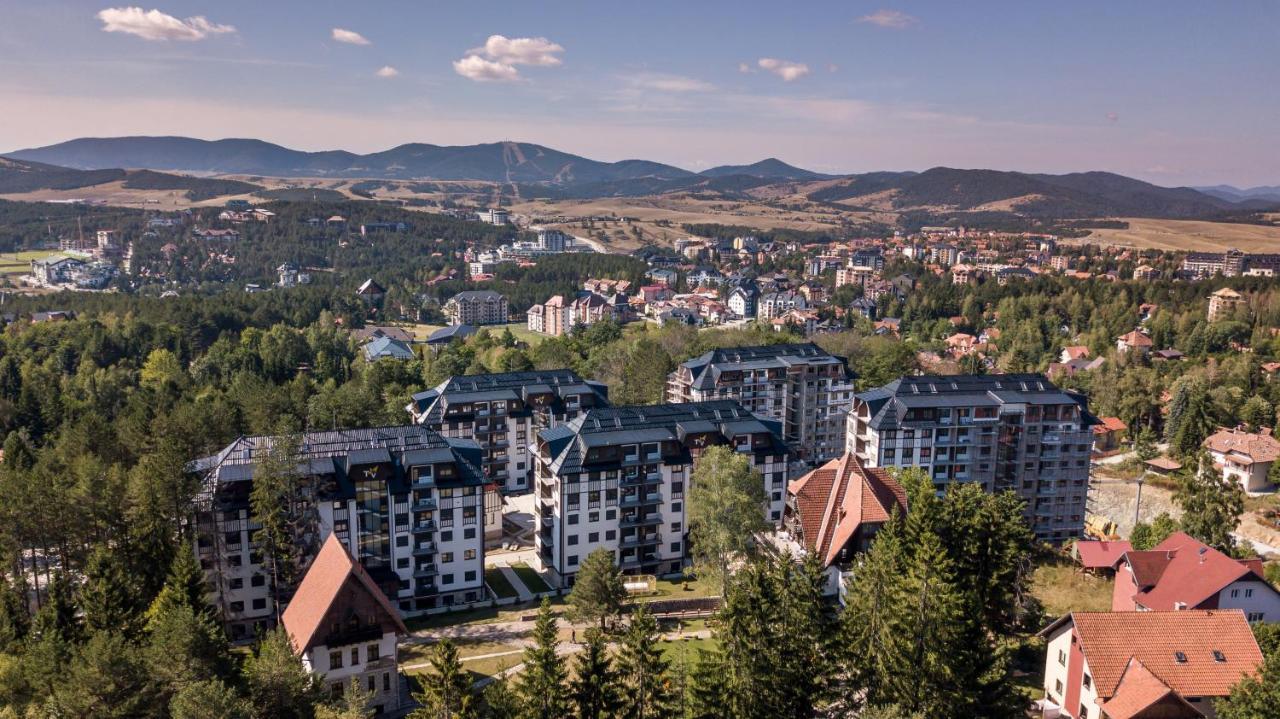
[0,1,1276,186]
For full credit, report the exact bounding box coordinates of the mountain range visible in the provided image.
[4,136,1277,222]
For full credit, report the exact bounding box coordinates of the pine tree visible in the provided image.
[615,605,673,719]
[79,543,145,637]
[883,531,964,716]
[51,630,155,718]
[840,519,907,709]
[243,627,325,719]
[515,598,569,719]
[570,628,622,719]
[1176,453,1245,552]
[478,674,521,719]
[170,679,250,719]
[568,549,626,631]
[411,639,476,719]
[250,429,317,620]
[687,649,729,719]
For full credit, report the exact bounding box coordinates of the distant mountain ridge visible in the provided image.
[5,136,1275,222]
[1194,184,1280,204]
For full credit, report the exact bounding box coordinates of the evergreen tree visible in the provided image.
[841,517,907,710]
[51,630,155,718]
[570,628,622,719]
[145,598,233,707]
[1176,454,1245,552]
[318,678,375,719]
[478,674,521,719]
[250,429,317,620]
[79,543,145,637]
[568,549,627,631]
[243,627,325,719]
[0,575,29,653]
[1133,426,1158,461]
[411,639,476,719]
[514,598,569,719]
[170,679,250,719]
[615,605,673,719]
[686,649,730,719]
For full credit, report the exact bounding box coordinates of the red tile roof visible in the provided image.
[1073,540,1133,569]
[1052,610,1262,700]
[1203,427,1280,465]
[1118,330,1153,347]
[1099,416,1128,432]
[788,453,906,567]
[1117,532,1270,610]
[1099,658,1199,719]
[281,534,408,653]
[1062,345,1091,360]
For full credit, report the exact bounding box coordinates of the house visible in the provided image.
[362,337,415,362]
[1116,330,1153,356]
[1038,610,1263,719]
[1133,264,1159,281]
[1207,288,1245,322]
[282,535,407,712]
[849,297,878,321]
[1092,417,1129,453]
[352,325,415,344]
[1072,540,1132,575]
[277,262,311,288]
[944,332,979,357]
[30,310,75,323]
[757,290,806,320]
[425,324,477,350]
[1144,457,1183,476]
[1112,532,1280,621]
[783,453,906,596]
[727,285,758,319]
[645,267,678,286]
[444,290,509,326]
[1153,349,1185,362]
[356,279,386,305]
[193,228,240,241]
[1061,346,1091,363]
[1202,427,1280,493]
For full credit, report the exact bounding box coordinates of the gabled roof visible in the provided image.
[1040,610,1262,700]
[363,336,414,361]
[1099,658,1200,719]
[282,535,408,653]
[1118,330,1153,347]
[787,453,906,567]
[1117,532,1272,610]
[1073,540,1132,569]
[357,278,385,295]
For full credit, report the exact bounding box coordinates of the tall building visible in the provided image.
[443,290,509,326]
[192,426,488,640]
[533,401,790,586]
[1207,287,1246,322]
[848,374,1096,542]
[537,228,568,252]
[667,343,855,463]
[406,370,610,493]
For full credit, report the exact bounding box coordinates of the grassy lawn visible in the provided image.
[1030,559,1113,617]
[632,574,721,601]
[0,250,59,276]
[511,562,553,594]
[486,568,519,600]
[403,596,569,633]
[657,635,718,666]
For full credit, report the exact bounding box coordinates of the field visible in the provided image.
[0,250,63,276]
[410,322,548,347]
[1082,217,1280,253]
[1029,557,1114,617]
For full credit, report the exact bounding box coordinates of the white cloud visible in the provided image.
[1106,112,1119,123]
[471,35,564,67]
[757,58,810,82]
[453,34,565,82]
[97,6,236,41]
[738,62,753,74]
[857,9,918,29]
[627,74,714,93]
[375,65,399,78]
[453,55,520,83]
[332,28,370,46]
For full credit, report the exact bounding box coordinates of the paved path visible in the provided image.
[498,564,535,602]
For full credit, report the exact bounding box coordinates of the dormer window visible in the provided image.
[1213,650,1226,663]
[1174,651,1187,663]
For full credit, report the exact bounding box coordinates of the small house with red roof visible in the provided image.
[1092,417,1129,453]
[1202,427,1280,493]
[1038,609,1263,719]
[1072,540,1133,575]
[784,453,907,596]
[1116,330,1153,356]
[282,534,408,711]
[1111,532,1280,622]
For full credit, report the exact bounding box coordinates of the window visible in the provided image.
[671,501,682,514]
[568,535,579,546]
[1231,589,1239,598]
[367,675,376,692]
[1082,674,1091,689]
[442,574,454,585]
[568,555,578,566]
[441,552,454,563]
[670,542,681,553]
[251,574,265,587]
[383,672,391,692]
[464,549,476,561]
[605,530,616,540]
[351,647,359,666]
[464,528,476,539]
[396,535,409,547]
[441,530,453,542]
[568,514,579,525]
[1174,651,1187,663]
[329,651,343,669]
[588,532,599,542]
[252,598,266,610]
[1213,650,1226,663]
[1248,612,1265,622]
[1245,588,1253,598]
[229,578,243,590]
[465,570,476,582]
[229,601,244,613]
[1058,649,1066,666]
[1054,679,1063,695]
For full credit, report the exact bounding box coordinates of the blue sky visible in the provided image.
[0,1,1276,185]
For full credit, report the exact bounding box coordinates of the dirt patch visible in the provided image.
[1081,217,1280,253]
[1087,478,1180,538]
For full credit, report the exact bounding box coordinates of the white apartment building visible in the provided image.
[406,370,611,493]
[848,373,1096,542]
[192,426,489,640]
[533,402,790,586]
[667,343,855,463]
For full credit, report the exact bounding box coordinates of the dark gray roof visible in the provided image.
[426,324,477,344]
[407,370,609,424]
[539,401,787,475]
[679,343,850,391]
[855,373,1095,431]
[448,290,506,301]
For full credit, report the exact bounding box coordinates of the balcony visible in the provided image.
[619,554,660,569]
[619,534,660,548]
[412,498,437,512]
[411,541,436,557]
[411,521,436,535]
[411,476,435,490]
[414,584,439,598]
[413,565,439,579]
[620,493,662,508]
[620,513,663,528]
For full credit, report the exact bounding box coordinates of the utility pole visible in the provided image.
[1134,474,1145,529]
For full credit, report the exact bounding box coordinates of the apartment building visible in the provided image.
[443,290,509,326]
[533,401,790,586]
[848,374,1096,542]
[192,426,489,640]
[667,343,855,463]
[406,370,610,493]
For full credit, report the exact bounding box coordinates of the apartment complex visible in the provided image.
[848,374,1096,542]
[192,426,489,640]
[443,290,509,326]
[667,343,855,463]
[533,401,790,586]
[406,370,611,493]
